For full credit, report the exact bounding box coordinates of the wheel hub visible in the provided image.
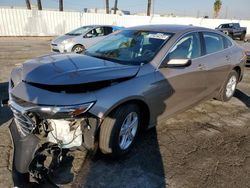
[119,112,138,150]
[226,75,237,98]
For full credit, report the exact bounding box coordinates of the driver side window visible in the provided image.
[168,33,201,60]
[85,27,105,38]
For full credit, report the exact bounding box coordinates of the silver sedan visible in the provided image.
[51,25,123,53]
[7,25,246,185]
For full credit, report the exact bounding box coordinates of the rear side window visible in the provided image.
[104,27,113,35]
[203,32,224,54]
[168,32,201,60]
[221,24,229,28]
[233,23,240,28]
[223,36,233,49]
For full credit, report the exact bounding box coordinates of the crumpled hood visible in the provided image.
[22,53,140,85]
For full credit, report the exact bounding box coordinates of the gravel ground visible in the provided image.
[0,38,250,188]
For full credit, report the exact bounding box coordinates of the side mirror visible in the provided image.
[165,59,192,68]
[85,33,94,38]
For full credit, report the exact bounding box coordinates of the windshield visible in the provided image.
[85,30,172,65]
[66,26,93,36]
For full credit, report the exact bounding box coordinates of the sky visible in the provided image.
[0,0,250,20]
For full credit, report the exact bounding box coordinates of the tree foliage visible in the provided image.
[214,0,222,18]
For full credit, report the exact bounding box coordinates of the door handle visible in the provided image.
[198,64,205,70]
[226,55,231,61]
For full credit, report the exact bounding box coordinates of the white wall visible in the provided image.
[0,8,250,36]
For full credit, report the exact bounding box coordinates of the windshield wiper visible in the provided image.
[86,53,115,62]
[66,33,81,36]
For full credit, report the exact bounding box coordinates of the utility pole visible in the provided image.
[105,0,109,14]
[114,0,118,14]
[152,0,155,16]
[25,0,31,10]
[37,0,42,10]
[225,6,228,19]
[147,0,151,16]
[59,0,63,11]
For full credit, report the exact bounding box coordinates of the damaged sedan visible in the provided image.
[7,25,246,186]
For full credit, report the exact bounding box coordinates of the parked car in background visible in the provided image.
[8,25,246,186]
[215,23,247,41]
[51,25,123,53]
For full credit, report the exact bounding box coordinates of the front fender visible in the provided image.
[9,120,39,173]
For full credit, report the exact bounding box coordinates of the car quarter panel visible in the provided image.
[89,64,167,126]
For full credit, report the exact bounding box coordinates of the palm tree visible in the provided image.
[25,0,31,10]
[114,0,118,14]
[147,0,151,16]
[214,0,222,18]
[37,0,42,10]
[59,0,63,11]
[105,0,109,14]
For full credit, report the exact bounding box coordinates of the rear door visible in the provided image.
[201,32,232,95]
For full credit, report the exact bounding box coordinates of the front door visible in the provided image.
[155,32,208,121]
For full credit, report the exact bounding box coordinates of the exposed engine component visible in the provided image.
[47,119,83,148]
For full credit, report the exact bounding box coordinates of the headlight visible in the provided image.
[40,102,95,118]
[62,39,73,45]
[10,67,23,88]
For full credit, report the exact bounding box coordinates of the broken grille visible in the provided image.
[12,108,35,137]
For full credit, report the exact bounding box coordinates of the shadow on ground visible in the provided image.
[0,82,12,125]
[74,128,165,187]
[234,89,250,108]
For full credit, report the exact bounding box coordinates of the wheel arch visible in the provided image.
[71,44,85,52]
[233,66,242,81]
[102,98,151,131]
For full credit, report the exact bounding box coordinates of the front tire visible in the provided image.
[216,70,238,102]
[99,104,141,157]
[72,44,85,53]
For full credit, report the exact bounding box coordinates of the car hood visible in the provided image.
[52,35,77,44]
[21,54,140,86]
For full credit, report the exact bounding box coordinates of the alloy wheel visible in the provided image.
[119,112,139,150]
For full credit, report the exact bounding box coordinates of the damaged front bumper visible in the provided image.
[9,96,101,174]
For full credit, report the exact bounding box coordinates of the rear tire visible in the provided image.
[216,70,238,102]
[228,33,233,39]
[240,33,246,41]
[99,104,141,157]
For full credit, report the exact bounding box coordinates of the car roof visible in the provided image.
[83,25,118,28]
[125,24,212,34]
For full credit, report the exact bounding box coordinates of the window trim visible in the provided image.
[158,29,235,69]
[159,31,202,68]
[201,31,233,55]
[202,31,225,55]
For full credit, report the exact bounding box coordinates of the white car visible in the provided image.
[51,25,123,53]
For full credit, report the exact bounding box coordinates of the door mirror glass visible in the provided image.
[85,33,94,38]
[166,59,192,68]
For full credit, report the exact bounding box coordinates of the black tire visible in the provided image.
[99,104,141,157]
[216,70,238,102]
[228,33,233,39]
[240,33,246,41]
[72,44,85,53]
